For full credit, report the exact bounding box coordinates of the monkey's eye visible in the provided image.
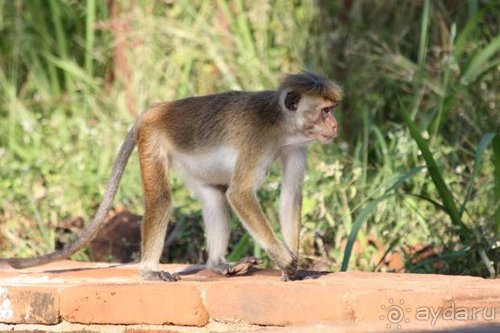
[322,107,332,118]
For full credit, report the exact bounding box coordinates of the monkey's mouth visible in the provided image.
[317,132,337,142]
[318,133,335,143]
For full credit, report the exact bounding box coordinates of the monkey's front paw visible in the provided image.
[142,270,180,282]
[280,256,298,282]
[281,272,296,281]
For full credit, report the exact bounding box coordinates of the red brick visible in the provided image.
[60,283,208,326]
[0,285,60,324]
[204,280,347,325]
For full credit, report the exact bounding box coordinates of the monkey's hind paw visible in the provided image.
[142,270,180,282]
[215,257,263,276]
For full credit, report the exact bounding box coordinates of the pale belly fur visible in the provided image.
[172,146,239,185]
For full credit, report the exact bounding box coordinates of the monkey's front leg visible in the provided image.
[279,146,307,280]
[196,184,262,276]
[226,186,297,281]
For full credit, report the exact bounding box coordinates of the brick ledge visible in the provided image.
[0,261,498,332]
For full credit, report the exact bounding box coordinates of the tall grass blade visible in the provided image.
[418,0,431,68]
[360,109,369,190]
[48,0,74,93]
[85,0,96,77]
[430,23,455,144]
[227,233,250,262]
[45,54,98,89]
[494,136,500,236]
[27,0,61,95]
[459,133,496,219]
[398,97,469,236]
[407,193,446,211]
[341,167,424,271]
[461,35,500,85]
[385,167,425,194]
[341,199,382,271]
[234,0,256,59]
[454,10,483,59]
[412,0,431,118]
[371,127,391,168]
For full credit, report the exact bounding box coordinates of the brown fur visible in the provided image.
[279,71,343,102]
[143,91,283,153]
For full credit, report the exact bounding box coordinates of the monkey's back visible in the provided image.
[147,90,283,153]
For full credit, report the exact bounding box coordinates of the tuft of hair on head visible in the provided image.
[279,71,343,102]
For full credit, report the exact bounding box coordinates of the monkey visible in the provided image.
[4,71,342,282]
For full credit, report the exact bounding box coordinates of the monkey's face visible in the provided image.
[285,93,339,144]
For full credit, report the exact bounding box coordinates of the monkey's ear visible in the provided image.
[284,91,301,111]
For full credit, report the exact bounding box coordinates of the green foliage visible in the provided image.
[341,166,425,271]
[0,0,498,277]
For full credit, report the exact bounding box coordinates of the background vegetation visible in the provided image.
[0,0,498,277]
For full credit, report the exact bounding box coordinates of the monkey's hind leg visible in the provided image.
[138,142,178,282]
[197,185,262,276]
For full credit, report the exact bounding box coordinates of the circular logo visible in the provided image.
[380,298,411,329]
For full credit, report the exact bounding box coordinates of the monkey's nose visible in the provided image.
[332,124,337,135]
[331,118,338,132]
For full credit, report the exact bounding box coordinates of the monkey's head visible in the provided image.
[279,72,342,144]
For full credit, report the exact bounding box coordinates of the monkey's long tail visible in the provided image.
[5,127,137,269]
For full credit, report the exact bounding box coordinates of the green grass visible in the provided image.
[0,0,498,277]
